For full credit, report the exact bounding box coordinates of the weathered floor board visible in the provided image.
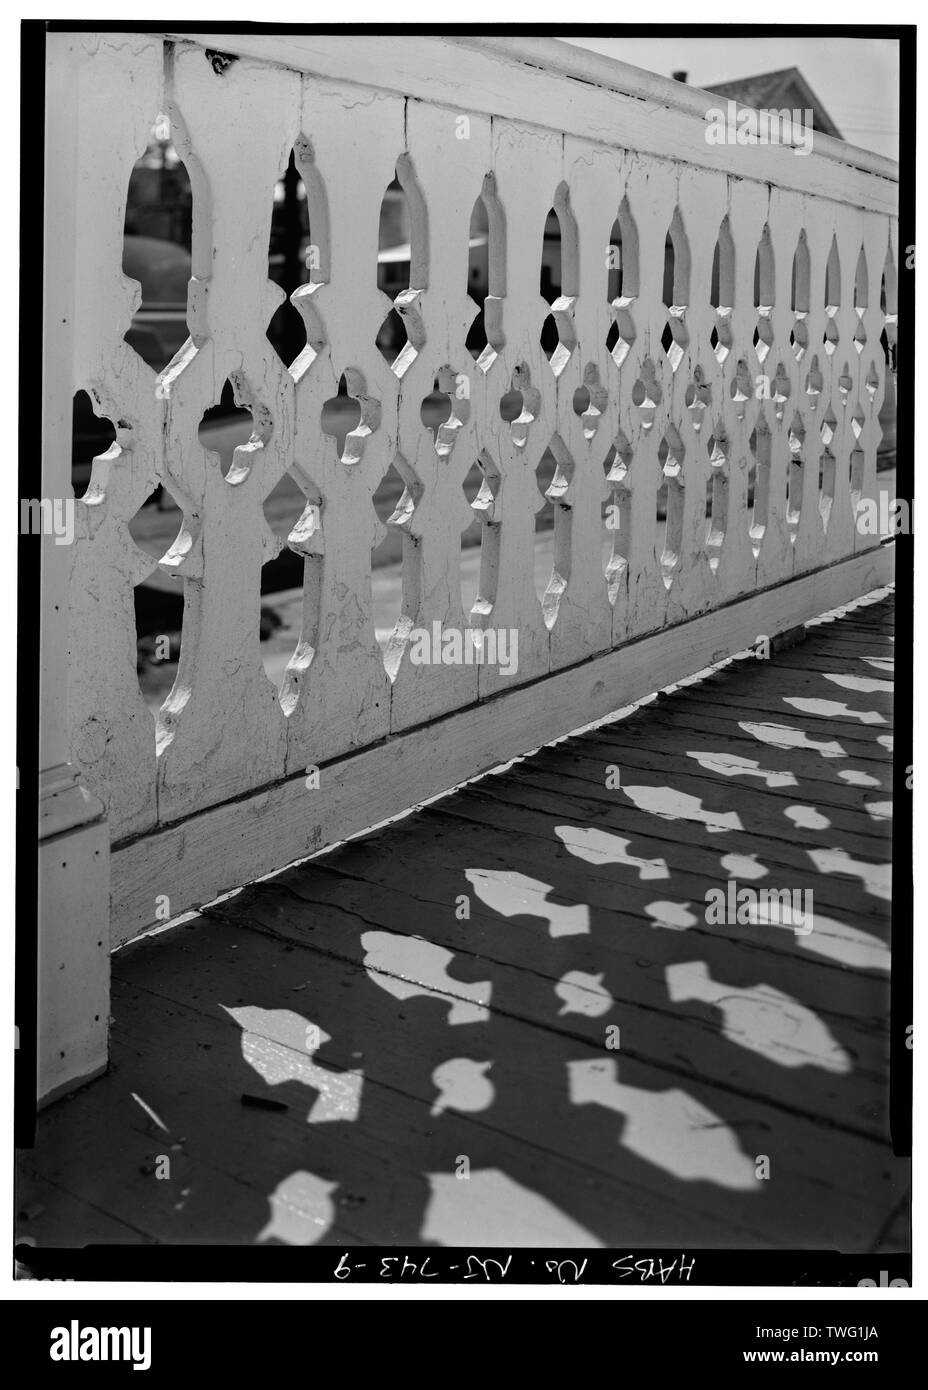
[18,595,908,1253]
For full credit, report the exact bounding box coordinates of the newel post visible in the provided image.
[37,33,111,1103]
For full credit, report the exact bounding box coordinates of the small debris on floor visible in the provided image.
[240,1093,289,1112]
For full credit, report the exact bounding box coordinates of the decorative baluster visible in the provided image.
[549,139,617,668]
[475,120,562,698]
[280,79,404,773]
[389,102,491,731]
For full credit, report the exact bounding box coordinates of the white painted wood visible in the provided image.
[44,33,899,962]
[38,34,115,1102]
[69,32,164,840]
[38,823,111,1104]
[110,544,894,947]
[154,34,898,212]
[154,45,298,822]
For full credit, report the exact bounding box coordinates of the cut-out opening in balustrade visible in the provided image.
[632,359,662,433]
[262,476,325,711]
[197,380,257,480]
[500,366,541,449]
[122,112,193,374]
[804,354,824,408]
[128,482,187,720]
[602,434,632,604]
[824,236,841,355]
[605,199,638,369]
[661,209,690,372]
[753,226,775,365]
[532,444,559,612]
[853,245,869,355]
[259,469,319,599]
[465,180,504,373]
[535,438,573,628]
[656,428,685,585]
[747,419,771,557]
[321,374,367,464]
[421,368,470,457]
[705,430,729,571]
[710,217,735,364]
[540,187,578,374]
[790,231,811,361]
[266,146,328,376]
[376,161,427,378]
[460,455,500,625]
[572,365,608,441]
[850,445,866,511]
[371,459,419,666]
[878,251,898,464]
[71,390,117,500]
[787,414,805,540]
[819,449,837,530]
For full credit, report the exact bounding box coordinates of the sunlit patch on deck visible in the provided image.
[865,801,893,821]
[258,1171,337,1245]
[223,1005,363,1123]
[465,867,589,936]
[807,848,891,901]
[554,970,614,1017]
[784,805,831,831]
[644,901,698,931]
[620,785,743,834]
[739,721,846,758]
[555,825,669,879]
[666,962,851,1073]
[360,931,491,1024]
[721,852,768,880]
[823,672,893,695]
[785,911,890,973]
[429,1059,494,1117]
[783,696,886,725]
[839,768,881,787]
[686,751,798,788]
[422,1169,604,1247]
[568,1058,757,1190]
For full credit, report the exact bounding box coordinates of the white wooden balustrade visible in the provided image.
[39,31,898,1098]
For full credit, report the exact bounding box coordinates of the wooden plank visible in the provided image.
[432,781,891,920]
[591,701,892,766]
[501,754,891,848]
[24,912,904,1249]
[20,947,767,1247]
[200,862,891,1140]
[110,547,895,945]
[303,800,891,944]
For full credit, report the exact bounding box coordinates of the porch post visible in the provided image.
[37,33,111,1104]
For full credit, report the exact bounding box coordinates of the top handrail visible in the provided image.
[147,31,898,195]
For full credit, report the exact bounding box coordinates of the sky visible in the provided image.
[560,37,899,160]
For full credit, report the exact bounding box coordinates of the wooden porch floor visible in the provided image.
[18,591,907,1252]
